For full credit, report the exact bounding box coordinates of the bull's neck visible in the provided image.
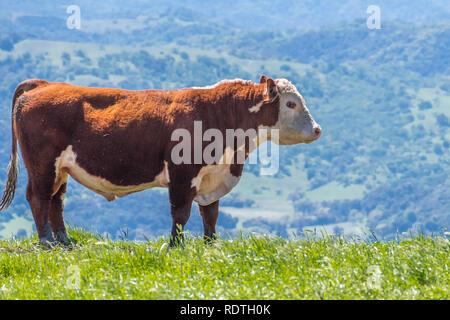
[232,83,279,133]
[220,81,279,160]
[221,82,272,131]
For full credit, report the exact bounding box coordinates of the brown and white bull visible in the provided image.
[0,75,321,246]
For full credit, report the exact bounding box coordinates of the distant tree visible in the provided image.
[418,101,432,110]
[425,221,439,232]
[333,226,344,235]
[436,114,450,127]
[398,100,410,111]
[280,64,291,71]
[370,149,387,157]
[75,50,86,58]
[440,83,450,93]
[407,212,417,223]
[15,229,27,238]
[411,124,426,139]
[307,169,316,179]
[0,36,14,51]
[61,52,71,66]
[81,57,92,65]
[221,193,254,208]
[179,51,189,60]
[433,144,443,155]
[217,212,238,229]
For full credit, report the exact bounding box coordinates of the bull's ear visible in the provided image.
[266,78,278,99]
[259,75,268,84]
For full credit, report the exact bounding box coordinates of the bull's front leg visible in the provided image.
[169,201,193,246]
[167,173,196,247]
[199,200,219,243]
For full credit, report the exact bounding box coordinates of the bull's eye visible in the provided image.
[286,101,296,109]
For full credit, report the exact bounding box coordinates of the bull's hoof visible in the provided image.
[168,238,185,248]
[55,230,70,246]
[38,237,56,249]
[203,235,217,245]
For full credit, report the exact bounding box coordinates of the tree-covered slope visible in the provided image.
[0,3,448,240]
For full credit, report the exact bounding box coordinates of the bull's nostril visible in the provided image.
[314,127,322,137]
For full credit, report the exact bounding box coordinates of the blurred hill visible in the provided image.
[0,1,448,240]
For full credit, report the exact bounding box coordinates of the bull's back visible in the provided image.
[20,81,156,127]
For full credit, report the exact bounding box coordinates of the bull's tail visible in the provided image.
[0,80,47,210]
[0,85,24,210]
[0,137,18,211]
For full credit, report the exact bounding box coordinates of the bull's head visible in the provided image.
[260,75,322,145]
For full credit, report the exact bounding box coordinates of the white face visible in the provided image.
[272,79,321,145]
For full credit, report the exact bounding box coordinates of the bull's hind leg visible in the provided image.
[26,180,55,246]
[199,200,219,243]
[49,182,69,245]
[26,166,69,246]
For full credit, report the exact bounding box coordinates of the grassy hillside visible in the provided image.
[0,229,448,299]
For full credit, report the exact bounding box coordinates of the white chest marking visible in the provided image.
[192,164,241,206]
[249,100,264,113]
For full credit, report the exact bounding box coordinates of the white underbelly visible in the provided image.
[54,145,169,201]
[54,145,240,205]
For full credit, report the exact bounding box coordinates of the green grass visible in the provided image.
[0,228,448,299]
